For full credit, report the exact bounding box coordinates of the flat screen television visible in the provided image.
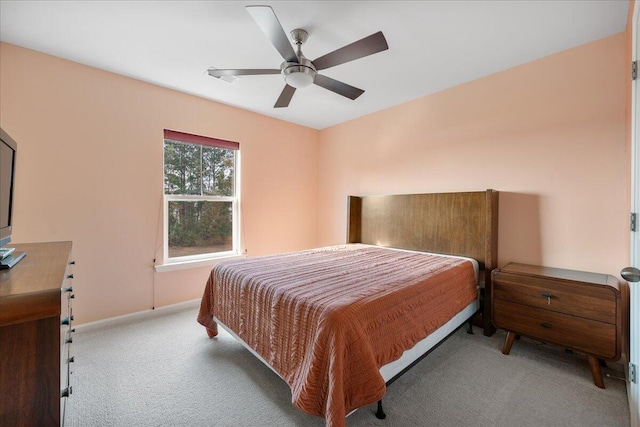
[0,127,25,268]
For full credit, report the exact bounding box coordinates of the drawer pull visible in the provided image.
[64,286,73,293]
[61,387,71,398]
[68,356,75,364]
[67,274,74,279]
[541,322,553,329]
[541,292,554,305]
[69,261,76,265]
[61,316,74,326]
[66,337,73,344]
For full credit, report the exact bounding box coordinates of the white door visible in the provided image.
[625,4,640,426]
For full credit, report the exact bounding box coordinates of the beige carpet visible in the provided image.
[65,302,630,426]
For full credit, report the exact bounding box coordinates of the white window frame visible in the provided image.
[161,131,241,267]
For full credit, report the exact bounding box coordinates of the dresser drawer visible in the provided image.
[494,299,617,359]
[493,272,617,324]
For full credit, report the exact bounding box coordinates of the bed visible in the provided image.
[198,189,499,426]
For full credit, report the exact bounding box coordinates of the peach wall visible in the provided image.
[0,42,319,323]
[318,33,628,277]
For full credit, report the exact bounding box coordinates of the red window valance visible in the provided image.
[164,129,239,150]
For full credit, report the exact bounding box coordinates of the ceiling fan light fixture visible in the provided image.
[283,66,316,88]
[282,56,317,89]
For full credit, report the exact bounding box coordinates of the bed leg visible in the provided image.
[375,400,386,419]
[466,319,474,334]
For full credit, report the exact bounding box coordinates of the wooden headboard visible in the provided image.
[347,189,499,335]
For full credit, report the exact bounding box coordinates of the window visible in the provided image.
[163,129,239,262]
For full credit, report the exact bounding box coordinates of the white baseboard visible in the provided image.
[74,298,201,332]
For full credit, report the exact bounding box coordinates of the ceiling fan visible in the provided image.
[207,5,389,108]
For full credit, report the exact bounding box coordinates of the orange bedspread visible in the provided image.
[197,244,477,426]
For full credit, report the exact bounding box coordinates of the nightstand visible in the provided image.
[491,263,624,388]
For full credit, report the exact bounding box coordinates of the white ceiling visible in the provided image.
[0,1,630,130]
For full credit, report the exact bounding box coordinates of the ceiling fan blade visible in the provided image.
[207,68,280,78]
[314,74,364,100]
[274,84,296,108]
[313,31,388,71]
[246,6,298,63]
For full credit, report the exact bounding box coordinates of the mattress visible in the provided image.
[198,244,478,426]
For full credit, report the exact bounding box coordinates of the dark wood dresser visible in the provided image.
[491,262,624,388]
[0,241,75,426]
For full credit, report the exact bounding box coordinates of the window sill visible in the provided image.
[154,254,245,273]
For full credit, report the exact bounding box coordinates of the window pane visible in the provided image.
[168,200,233,258]
[164,140,202,195]
[202,146,235,196]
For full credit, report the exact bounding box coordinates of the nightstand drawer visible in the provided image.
[494,272,616,324]
[494,299,617,359]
